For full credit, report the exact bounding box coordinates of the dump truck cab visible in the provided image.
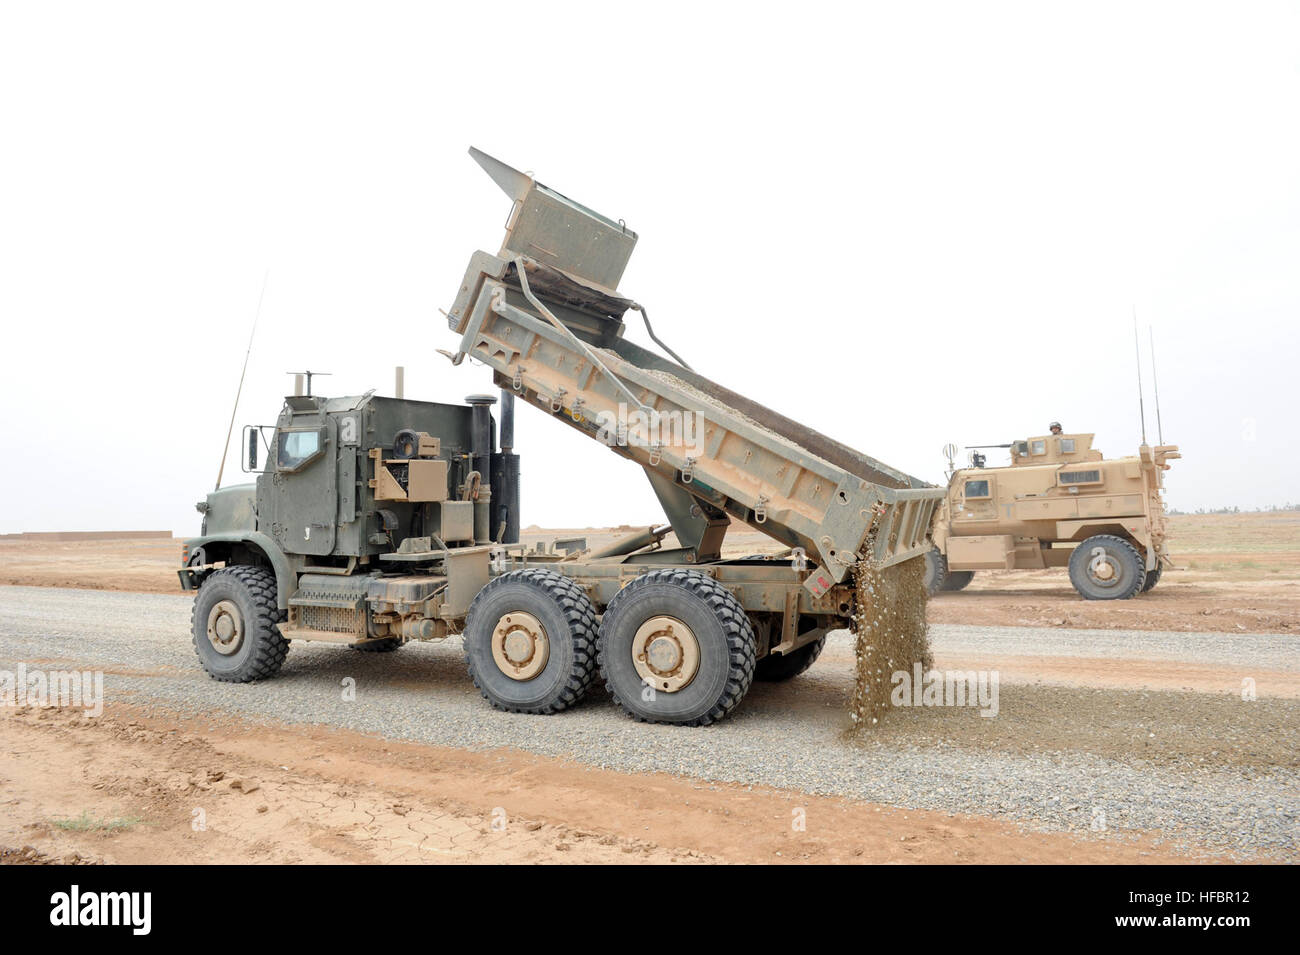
[181,392,506,659]
[926,431,1180,600]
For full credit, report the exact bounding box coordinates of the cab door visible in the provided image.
[270,418,337,556]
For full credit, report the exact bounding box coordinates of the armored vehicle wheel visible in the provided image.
[755,634,827,682]
[598,569,756,726]
[941,570,975,592]
[351,637,403,652]
[1140,563,1163,593]
[922,547,948,596]
[1069,535,1146,600]
[463,569,598,714]
[191,566,289,682]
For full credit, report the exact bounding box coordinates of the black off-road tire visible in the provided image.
[1069,535,1147,600]
[755,634,827,682]
[463,568,598,714]
[922,547,948,595]
[351,637,404,652]
[191,565,289,682]
[1140,562,1163,593]
[941,570,975,592]
[599,569,756,726]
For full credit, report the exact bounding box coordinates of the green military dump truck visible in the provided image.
[180,148,944,726]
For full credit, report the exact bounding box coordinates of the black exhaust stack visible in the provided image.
[491,389,521,544]
[466,394,496,544]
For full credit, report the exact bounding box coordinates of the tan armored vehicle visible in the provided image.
[924,428,1180,600]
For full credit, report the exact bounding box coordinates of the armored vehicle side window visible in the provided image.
[1030,440,1046,455]
[277,429,323,472]
[1058,469,1101,485]
[1013,441,1029,456]
[1059,438,1075,453]
[964,479,991,499]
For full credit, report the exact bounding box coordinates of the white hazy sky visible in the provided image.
[1,1,1297,536]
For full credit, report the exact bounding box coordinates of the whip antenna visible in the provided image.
[1132,307,1147,445]
[1149,325,1164,445]
[216,270,269,490]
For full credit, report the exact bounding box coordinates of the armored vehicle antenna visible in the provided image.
[1133,309,1148,445]
[1149,326,1164,445]
[942,443,958,477]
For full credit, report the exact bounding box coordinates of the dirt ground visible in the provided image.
[3,512,1296,634]
[0,703,1211,865]
[1,513,1294,865]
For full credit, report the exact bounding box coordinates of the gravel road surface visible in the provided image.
[1,586,1296,859]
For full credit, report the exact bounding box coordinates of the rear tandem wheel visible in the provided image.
[754,635,827,681]
[462,568,599,714]
[598,569,756,726]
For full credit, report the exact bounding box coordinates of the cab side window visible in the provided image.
[277,429,322,471]
[1058,469,1101,486]
[964,479,991,499]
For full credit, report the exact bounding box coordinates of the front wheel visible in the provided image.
[599,569,756,726]
[1068,535,1146,600]
[463,569,598,714]
[191,566,289,682]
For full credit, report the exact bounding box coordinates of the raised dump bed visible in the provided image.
[447,148,942,591]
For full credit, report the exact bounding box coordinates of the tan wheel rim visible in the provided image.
[491,611,550,681]
[1087,547,1118,584]
[632,615,700,693]
[207,599,244,656]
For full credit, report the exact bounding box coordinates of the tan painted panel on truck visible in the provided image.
[1012,497,1079,522]
[434,500,474,542]
[406,459,449,503]
[441,547,491,619]
[369,454,450,504]
[1076,494,1142,518]
[947,535,1015,569]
